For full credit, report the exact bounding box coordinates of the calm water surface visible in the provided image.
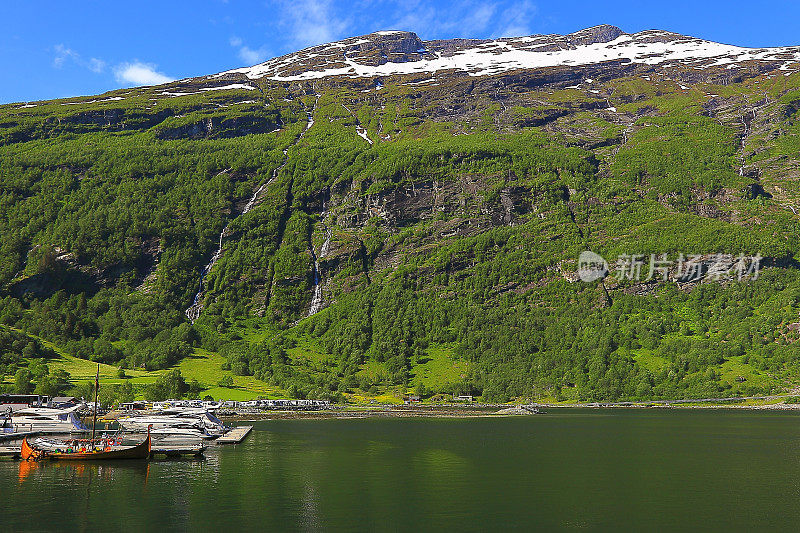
[3,409,800,532]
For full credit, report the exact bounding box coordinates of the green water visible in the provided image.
[3,409,800,531]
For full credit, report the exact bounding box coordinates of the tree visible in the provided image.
[74,380,94,402]
[13,369,34,394]
[146,369,189,401]
[118,380,135,403]
[188,379,204,398]
[218,375,234,388]
[35,369,72,396]
[28,359,49,381]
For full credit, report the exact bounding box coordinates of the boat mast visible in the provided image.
[91,364,99,447]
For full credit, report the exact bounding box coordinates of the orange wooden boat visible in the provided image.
[21,432,150,461]
[21,365,151,461]
[20,363,150,461]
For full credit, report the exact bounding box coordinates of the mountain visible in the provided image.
[2,26,800,403]
[218,25,800,81]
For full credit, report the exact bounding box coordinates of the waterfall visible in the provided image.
[185,183,263,322]
[185,98,317,323]
[307,226,332,317]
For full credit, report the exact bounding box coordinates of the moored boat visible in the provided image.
[21,363,151,461]
[1,410,12,434]
[21,432,150,461]
[118,409,227,436]
[10,406,89,433]
[148,425,220,440]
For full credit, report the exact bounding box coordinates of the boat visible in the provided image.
[13,404,83,417]
[21,432,150,461]
[10,405,89,433]
[20,363,150,461]
[1,412,13,434]
[149,425,220,440]
[118,410,227,436]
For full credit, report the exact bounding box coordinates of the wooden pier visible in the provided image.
[0,431,39,442]
[216,425,252,444]
[151,444,206,457]
[0,446,22,459]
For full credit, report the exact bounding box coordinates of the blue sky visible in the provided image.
[2,0,799,104]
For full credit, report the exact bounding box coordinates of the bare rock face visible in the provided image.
[155,115,279,140]
[566,25,625,46]
[257,31,430,78]
[349,31,429,65]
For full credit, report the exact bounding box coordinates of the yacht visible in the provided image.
[1,412,13,434]
[149,425,220,440]
[10,404,89,433]
[118,409,227,436]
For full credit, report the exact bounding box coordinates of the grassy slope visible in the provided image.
[3,324,472,402]
[1,326,283,400]
[3,72,800,404]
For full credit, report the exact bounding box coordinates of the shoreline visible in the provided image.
[221,400,800,421]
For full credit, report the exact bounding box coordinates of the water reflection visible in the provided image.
[17,458,151,485]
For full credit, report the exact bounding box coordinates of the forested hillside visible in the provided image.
[3,27,800,402]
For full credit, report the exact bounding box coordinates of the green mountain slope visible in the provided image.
[4,28,800,402]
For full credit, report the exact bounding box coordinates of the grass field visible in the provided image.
[177,349,285,400]
[286,334,331,364]
[717,355,777,388]
[633,350,670,373]
[39,349,285,401]
[411,343,470,389]
[0,325,287,401]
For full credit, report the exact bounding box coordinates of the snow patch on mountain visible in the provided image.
[199,83,257,92]
[218,26,800,82]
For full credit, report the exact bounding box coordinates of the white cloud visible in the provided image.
[494,1,538,37]
[114,62,174,86]
[53,44,78,67]
[229,35,270,65]
[461,3,498,35]
[88,57,106,73]
[238,46,270,64]
[53,44,106,73]
[282,0,352,48]
[375,0,538,39]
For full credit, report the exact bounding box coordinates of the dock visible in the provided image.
[151,444,206,457]
[0,431,39,442]
[216,425,252,444]
[0,446,21,459]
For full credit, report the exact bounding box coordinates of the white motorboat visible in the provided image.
[118,410,227,436]
[149,425,220,440]
[14,404,83,417]
[1,413,13,434]
[10,405,89,433]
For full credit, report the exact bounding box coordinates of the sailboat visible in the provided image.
[21,432,150,460]
[20,365,151,461]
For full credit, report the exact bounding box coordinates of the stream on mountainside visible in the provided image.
[185,97,319,322]
[307,224,332,317]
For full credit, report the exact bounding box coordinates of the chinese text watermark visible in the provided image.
[577,251,761,283]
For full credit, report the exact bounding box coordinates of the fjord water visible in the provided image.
[3,410,800,531]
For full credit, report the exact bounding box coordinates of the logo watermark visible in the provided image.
[577,251,610,282]
[577,252,761,283]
